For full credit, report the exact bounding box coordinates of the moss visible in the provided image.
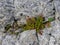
[23,16,45,33]
[35,16,45,32]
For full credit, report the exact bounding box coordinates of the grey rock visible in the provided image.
[0,0,60,45]
[16,30,38,45]
[2,34,16,45]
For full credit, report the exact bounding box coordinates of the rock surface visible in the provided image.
[0,0,60,45]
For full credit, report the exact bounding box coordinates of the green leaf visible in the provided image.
[48,18,55,22]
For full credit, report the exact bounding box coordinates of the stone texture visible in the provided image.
[0,0,60,45]
[16,30,38,45]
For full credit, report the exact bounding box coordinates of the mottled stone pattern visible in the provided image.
[0,0,60,45]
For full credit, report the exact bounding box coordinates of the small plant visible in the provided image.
[35,16,45,32]
[4,15,54,35]
[23,16,45,33]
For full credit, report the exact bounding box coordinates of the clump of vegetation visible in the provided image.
[4,15,55,35]
[23,16,46,33]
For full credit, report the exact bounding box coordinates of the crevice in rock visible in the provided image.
[35,31,39,45]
